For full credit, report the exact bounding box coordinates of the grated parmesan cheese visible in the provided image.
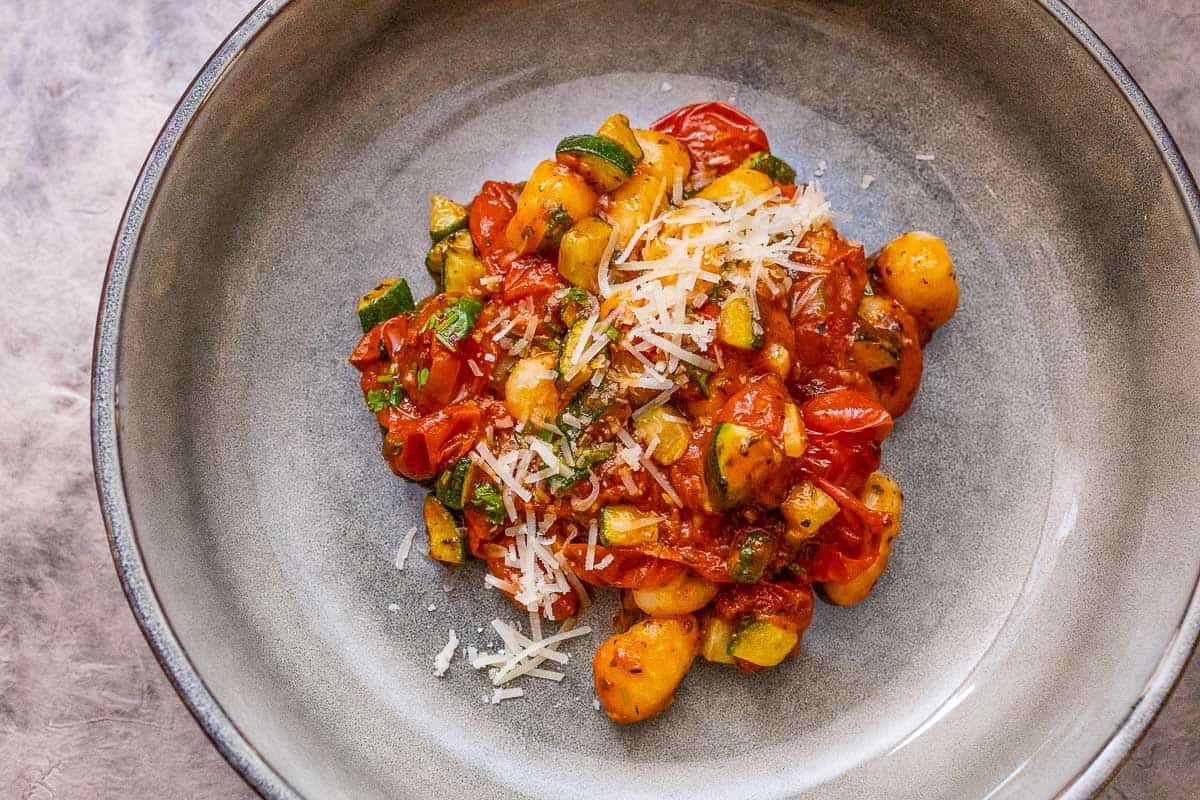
[433,629,459,677]
[394,524,418,571]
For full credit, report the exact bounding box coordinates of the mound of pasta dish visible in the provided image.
[349,103,960,722]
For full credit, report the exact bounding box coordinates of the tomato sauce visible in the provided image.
[348,103,940,648]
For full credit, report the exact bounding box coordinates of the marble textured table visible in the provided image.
[1,1,1196,797]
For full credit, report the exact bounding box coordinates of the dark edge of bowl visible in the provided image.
[1035,8,1200,799]
[90,2,304,798]
[90,1,1200,799]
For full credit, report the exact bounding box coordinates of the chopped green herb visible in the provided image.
[417,367,430,388]
[365,383,404,412]
[707,280,732,304]
[546,449,611,495]
[429,296,483,350]
[468,482,506,525]
[560,287,589,307]
[375,374,394,383]
[528,424,556,444]
[543,207,573,247]
[685,364,711,399]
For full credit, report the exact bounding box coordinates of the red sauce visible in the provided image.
[348,104,935,644]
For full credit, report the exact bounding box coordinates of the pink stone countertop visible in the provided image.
[2,1,1197,797]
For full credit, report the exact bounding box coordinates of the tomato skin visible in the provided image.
[651,102,770,181]
[713,580,813,631]
[382,402,482,481]
[668,433,712,512]
[501,254,561,302]
[792,478,887,583]
[636,542,731,582]
[350,325,385,367]
[561,544,684,589]
[802,388,893,439]
[469,181,520,268]
[463,508,499,559]
[717,373,789,448]
[800,388,891,492]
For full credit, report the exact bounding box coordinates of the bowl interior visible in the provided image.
[109,1,1200,798]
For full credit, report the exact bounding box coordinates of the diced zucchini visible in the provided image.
[852,325,901,372]
[700,615,736,664]
[599,504,661,546]
[781,403,806,457]
[422,494,467,564]
[705,422,782,511]
[742,151,797,185]
[558,318,606,387]
[696,166,774,203]
[557,217,613,294]
[357,278,415,332]
[728,528,777,583]
[546,449,611,496]
[780,481,840,545]
[435,457,475,511]
[426,237,450,276]
[439,230,487,296]
[429,195,469,242]
[557,375,623,440]
[718,296,762,350]
[557,287,596,327]
[728,620,798,667]
[428,296,483,350]
[633,406,691,466]
[556,134,637,193]
[596,114,644,163]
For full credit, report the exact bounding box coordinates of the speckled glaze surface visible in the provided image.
[92,1,1200,798]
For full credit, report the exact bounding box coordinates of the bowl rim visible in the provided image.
[90,1,1200,798]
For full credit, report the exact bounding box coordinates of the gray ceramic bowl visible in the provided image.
[93,1,1200,798]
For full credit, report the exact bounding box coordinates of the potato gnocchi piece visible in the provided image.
[875,231,959,331]
[593,616,700,723]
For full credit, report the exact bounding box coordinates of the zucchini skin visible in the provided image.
[555,134,637,175]
[728,528,777,583]
[705,421,782,511]
[556,134,638,193]
[429,195,469,243]
[599,504,660,546]
[556,375,624,441]
[742,151,797,185]
[435,458,475,511]
[357,279,415,332]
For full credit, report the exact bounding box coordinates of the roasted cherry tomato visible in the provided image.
[802,388,893,439]
[790,478,886,583]
[652,102,770,182]
[501,254,561,302]
[561,545,685,589]
[468,181,520,269]
[382,401,482,481]
[716,373,790,448]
